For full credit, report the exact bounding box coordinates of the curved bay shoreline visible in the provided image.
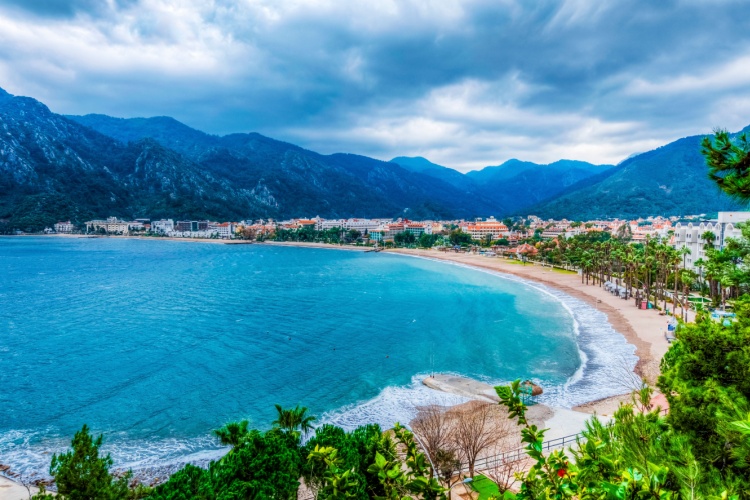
[384,248,678,412]
[0,240,677,495]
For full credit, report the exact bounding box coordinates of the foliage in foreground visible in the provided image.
[494,296,750,499]
[497,379,750,499]
[31,424,147,500]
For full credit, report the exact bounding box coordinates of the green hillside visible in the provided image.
[529,134,744,219]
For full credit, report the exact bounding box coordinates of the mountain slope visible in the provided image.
[465,159,616,214]
[389,156,482,197]
[4,87,746,227]
[528,134,743,219]
[0,93,275,231]
[69,114,503,219]
[0,89,504,231]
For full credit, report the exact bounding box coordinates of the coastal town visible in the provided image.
[45,212,749,274]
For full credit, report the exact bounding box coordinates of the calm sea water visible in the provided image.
[0,238,636,476]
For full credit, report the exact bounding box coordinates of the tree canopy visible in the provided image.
[702,129,750,202]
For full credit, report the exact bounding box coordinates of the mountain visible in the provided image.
[528,134,744,219]
[389,156,482,194]
[465,159,615,214]
[390,156,615,214]
[0,88,503,231]
[0,97,281,232]
[2,85,745,230]
[468,159,607,183]
[69,114,504,220]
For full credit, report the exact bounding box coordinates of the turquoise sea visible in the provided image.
[0,237,636,477]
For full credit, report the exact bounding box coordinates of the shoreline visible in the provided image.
[0,241,676,491]
[0,476,42,499]
[387,248,676,386]
[2,234,372,250]
[1,233,251,245]
[260,241,369,251]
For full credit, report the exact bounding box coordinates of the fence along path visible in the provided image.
[460,405,669,474]
[459,432,583,474]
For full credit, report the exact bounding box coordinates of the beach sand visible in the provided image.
[261,241,369,251]
[0,475,41,500]
[389,248,679,386]
[385,248,683,444]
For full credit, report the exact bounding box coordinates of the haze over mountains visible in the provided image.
[0,86,741,231]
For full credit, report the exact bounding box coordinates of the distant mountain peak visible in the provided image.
[390,156,451,172]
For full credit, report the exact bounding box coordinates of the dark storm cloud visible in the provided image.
[1,0,749,169]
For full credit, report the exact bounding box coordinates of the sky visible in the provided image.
[1,0,749,172]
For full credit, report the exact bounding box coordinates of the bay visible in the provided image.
[0,237,633,475]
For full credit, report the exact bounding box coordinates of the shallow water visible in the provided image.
[0,238,635,476]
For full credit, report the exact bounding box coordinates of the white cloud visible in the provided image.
[626,54,750,97]
[0,0,749,169]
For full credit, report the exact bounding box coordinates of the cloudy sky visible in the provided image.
[1,0,749,171]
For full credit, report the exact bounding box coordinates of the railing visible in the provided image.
[456,407,670,473]
[460,432,584,473]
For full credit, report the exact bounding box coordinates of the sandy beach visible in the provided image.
[0,475,41,500]
[386,247,682,443]
[389,248,678,386]
[261,241,369,251]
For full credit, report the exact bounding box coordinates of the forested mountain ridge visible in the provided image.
[527,132,746,219]
[391,156,616,214]
[2,85,746,231]
[0,88,503,231]
[467,159,617,214]
[0,92,279,231]
[66,112,504,220]
[69,114,506,219]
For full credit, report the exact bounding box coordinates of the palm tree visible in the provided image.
[694,257,706,296]
[701,231,716,252]
[704,256,722,306]
[214,420,250,448]
[272,404,316,436]
[679,269,697,321]
[675,246,692,316]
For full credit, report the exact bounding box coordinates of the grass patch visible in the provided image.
[500,259,527,265]
[550,267,577,274]
[469,474,501,500]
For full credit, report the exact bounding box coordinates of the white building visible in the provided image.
[316,218,383,234]
[86,217,140,234]
[460,217,509,240]
[404,222,428,236]
[673,212,750,270]
[151,219,175,234]
[54,221,75,233]
[216,222,234,239]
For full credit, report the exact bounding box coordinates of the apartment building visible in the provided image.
[54,221,76,233]
[151,219,175,234]
[673,212,750,270]
[86,217,142,233]
[460,217,509,240]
